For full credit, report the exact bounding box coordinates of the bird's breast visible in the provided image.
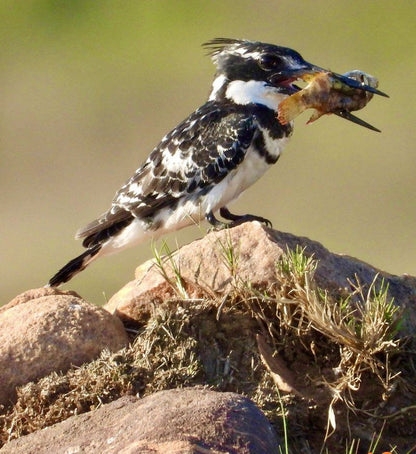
[201,130,290,213]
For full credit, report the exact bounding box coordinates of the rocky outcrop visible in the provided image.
[105,222,416,336]
[0,388,281,454]
[0,287,129,406]
[2,223,415,453]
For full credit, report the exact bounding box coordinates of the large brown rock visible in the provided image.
[0,287,129,406]
[0,388,281,454]
[105,222,416,335]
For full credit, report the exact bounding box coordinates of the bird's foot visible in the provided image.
[219,207,273,228]
[206,208,273,232]
[229,214,273,228]
[206,211,230,231]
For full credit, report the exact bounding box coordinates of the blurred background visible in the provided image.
[1,0,415,305]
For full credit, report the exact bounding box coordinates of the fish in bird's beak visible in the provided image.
[275,68,389,132]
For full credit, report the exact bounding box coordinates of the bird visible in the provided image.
[48,38,375,287]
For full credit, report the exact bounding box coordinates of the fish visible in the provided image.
[277,70,386,132]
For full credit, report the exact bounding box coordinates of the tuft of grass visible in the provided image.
[151,240,189,299]
[277,245,317,283]
[348,276,401,353]
[216,229,240,282]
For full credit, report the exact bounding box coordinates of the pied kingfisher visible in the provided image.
[49,38,376,286]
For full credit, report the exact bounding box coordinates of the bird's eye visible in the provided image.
[259,54,284,71]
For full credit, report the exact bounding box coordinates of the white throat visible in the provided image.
[225,80,286,111]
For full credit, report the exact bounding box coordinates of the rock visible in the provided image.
[105,222,416,336]
[0,287,81,313]
[0,388,281,454]
[0,287,129,406]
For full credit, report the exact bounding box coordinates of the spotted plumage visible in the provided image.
[48,38,319,286]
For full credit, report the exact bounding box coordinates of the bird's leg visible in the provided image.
[206,211,229,231]
[219,207,273,228]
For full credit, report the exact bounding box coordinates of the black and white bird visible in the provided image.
[48,38,370,286]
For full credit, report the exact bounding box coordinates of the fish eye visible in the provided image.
[259,54,284,70]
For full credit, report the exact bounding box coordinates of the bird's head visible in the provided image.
[203,38,388,131]
[204,38,321,110]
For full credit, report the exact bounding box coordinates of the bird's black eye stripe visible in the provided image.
[259,54,284,71]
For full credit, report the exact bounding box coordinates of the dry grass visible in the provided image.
[270,247,400,405]
[0,349,144,444]
[0,245,412,453]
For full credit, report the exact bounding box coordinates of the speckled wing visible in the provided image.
[76,101,256,247]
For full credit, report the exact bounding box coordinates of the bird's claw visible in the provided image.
[229,214,273,228]
[206,209,272,233]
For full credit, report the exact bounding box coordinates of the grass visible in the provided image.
[274,246,401,402]
[151,239,189,299]
[0,349,143,444]
[216,228,240,282]
[0,244,413,453]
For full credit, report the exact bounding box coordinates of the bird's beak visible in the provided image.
[333,110,381,132]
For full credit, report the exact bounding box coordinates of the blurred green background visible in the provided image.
[1,0,415,305]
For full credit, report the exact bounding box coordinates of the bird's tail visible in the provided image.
[48,244,102,287]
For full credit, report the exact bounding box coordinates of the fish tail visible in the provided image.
[278,96,305,125]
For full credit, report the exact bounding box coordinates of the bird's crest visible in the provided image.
[202,38,251,60]
[202,38,243,56]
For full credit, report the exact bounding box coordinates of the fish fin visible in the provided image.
[277,96,305,125]
[306,109,324,124]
